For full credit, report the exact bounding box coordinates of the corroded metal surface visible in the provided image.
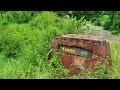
[48,34,112,74]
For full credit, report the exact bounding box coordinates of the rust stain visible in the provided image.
[49,34,112,75]
[73,56,86,66]
[61,53,74,69]
[51,38,58,49]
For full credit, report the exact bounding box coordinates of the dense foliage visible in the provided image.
[0,11,86,78]
[0,11,120,79]
[56,11,120,34]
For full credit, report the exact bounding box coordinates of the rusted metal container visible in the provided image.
[48,34,112,74]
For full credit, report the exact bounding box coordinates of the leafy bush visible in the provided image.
[98,15,110,30]
[2,11,38,24]
[0,19,9,26]
[109,14,120,34]
[1,11,118,79]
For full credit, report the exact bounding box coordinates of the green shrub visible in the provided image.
[109,14,120,34]
[1,11,117,79]
[2,11,37,24]
[98,15,110,30]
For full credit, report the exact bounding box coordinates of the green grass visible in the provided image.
[1,38,119,79]
[0,11,120,79]
[110,39,120,78]
[0,35,119,79]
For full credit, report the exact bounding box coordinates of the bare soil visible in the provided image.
[99,30,120,41]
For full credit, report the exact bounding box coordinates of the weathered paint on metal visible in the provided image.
[60,45,92,57]
[61,53,74,69]
[73,56,86,66]
[49,34,112,74]
[51,38,58,49]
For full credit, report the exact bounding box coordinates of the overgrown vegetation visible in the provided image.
[56,11,120,34]
[0,11,120,79]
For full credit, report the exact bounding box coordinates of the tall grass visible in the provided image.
[0,11,120,79]
[110,39,120,78]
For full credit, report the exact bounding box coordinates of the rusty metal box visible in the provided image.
[48,34,112,74]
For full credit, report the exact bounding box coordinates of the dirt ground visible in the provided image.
[99,30,120,41]
[83,24,120,40]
